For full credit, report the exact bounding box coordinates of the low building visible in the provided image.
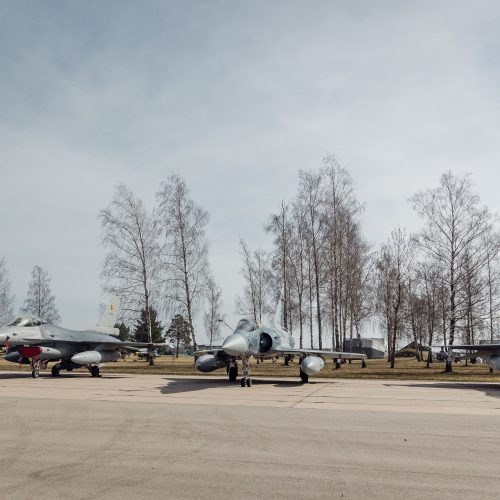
[343,338,386,359]
[395,341,430,358]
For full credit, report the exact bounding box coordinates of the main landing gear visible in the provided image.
[88,365,100,378]
[299,357,309,383]
[227,358,252,387]
[51,363,61,377]
[228,362,238,382]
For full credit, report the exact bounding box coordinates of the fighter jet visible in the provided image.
[195,296,366,386]
[0,304,163,378]
[444,343,500,371]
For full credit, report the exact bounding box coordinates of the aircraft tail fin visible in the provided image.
[97,302,118,328]
[273,292,286,331]
[91,301,120,336]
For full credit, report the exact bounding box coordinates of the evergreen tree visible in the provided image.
[165,314,192,357]
[133,307,163,343]
[22,265,60,324]
[115,322,131,342]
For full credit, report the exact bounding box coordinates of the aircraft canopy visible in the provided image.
[8,316,45,327]
[235,318,258,333]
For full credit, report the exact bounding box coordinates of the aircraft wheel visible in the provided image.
[246,378,252,387]
[240,378,246,387]
[32,369,39,379]
[90,366,100,378]
[228,366,238,382]
[51,364,61,377]
[300,369,309,384]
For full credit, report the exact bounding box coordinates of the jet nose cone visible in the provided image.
[222,334,249,356]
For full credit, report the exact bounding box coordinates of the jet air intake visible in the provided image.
[71,350,120,365]
[259,332,273,353]
[17,346,68,361]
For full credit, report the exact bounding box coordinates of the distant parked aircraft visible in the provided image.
[195,295,366,386]
[447,343,500,371]
[0,303,163,378]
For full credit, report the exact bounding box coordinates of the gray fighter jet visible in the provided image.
[195,296,366,386]
[444,343,500,370]
[0,304,163,378]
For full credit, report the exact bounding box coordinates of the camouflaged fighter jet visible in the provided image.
[0,304,163,378]
[195,296,366,386]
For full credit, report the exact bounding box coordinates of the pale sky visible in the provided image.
[1,1,499,339]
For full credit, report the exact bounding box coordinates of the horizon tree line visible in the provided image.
[237,161,500,372]
[99,174,223,357]
[2,166,500,375]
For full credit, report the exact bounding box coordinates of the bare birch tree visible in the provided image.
[22,265,61,324]
[298,169,325,349]
[204,276,224,348]
[411,172,492,372]
[287,200,309,347]
[322,157,363,352]
[483,231,500,342]
[265,201,292,330]
[100,184,159,363]
[376,228,415,368]
[156,174,210,350]
[418,261,442,366]
[0,258,14,326]
[236,238,271,323]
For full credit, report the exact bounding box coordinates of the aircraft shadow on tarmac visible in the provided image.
[159,377,306,395]
[0,371,129,380]
[384,382,500,400]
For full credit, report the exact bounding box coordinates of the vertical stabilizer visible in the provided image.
[97,302,118,328]
[273,292,286,331]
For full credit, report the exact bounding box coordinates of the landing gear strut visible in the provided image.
[30,358,41,379]
[240,356,251,388]
[300,368,309,384]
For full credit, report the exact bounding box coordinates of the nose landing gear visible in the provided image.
[30,358,43,378]
[240,356,252,388]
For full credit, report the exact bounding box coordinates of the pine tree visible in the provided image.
[133,307,163,343]
[115,322,131,342]
[165,314,192,357]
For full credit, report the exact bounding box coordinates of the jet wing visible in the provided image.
[14,338,166,349]
[445,344,500,352]
[276,348,366,360]
[194,347,365,359]
[195,348,224,355]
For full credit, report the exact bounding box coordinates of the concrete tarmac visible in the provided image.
[1,371,500,499]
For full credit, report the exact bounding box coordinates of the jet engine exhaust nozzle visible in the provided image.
[222,334,249,356]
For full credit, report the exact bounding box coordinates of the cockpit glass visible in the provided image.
[7,317,42,327]
[235,318,258,333]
